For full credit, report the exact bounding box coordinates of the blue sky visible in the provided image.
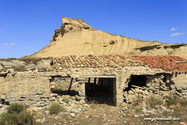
[0,0,186,58]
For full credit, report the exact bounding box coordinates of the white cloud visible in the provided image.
[170,27,178,31]
[3,43,16,48]
[181,32,185,35]
[10,43,16,46]
[170,32,185,36]
[4,43,9,46]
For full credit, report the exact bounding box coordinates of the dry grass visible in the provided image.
[0,57,18,61]
[169,103,182,111]
[134,105,142,112]
[132,95,143,107]
[14,66,26,71]
[131,95,143,112]
[19,57,53,65]
[145,95,162,109]
[86,99,99,109]
[166,95,187,111]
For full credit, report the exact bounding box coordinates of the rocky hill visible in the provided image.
[29,17,187,60]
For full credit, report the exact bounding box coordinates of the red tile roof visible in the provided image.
[132,55,187,73]
[52,55,187,73]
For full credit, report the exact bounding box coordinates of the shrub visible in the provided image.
[132,95,143,107]
[0,112,19,125]
[131,96,143,112]
[48,102,62,114]
[180,97,187,107]
[7,103,26,114]
[165,95,179,107]
[14,66,26,71]
[0,103,36,125]
[64,98,69,104]
[146,95,162,108]
[18,110,36,124]
[165,96,187,110]
[0,111,36,125]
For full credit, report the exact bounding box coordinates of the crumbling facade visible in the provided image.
[0,54,187,113]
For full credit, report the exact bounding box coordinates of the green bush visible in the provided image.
[0,111,36,125]
[0,103,37,125]
[18,110,36,125]
[0,112,19,125]
[48,102,62,114]
[6,103,26,114]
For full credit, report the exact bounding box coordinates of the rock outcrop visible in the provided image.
[28,17,187,60]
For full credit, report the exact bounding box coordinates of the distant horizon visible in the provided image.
[0,0,186,58]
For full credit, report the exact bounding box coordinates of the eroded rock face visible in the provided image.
[28,17,187,60]
[60,17,96,37]
[0,65,3,70]
[172,46,187,60]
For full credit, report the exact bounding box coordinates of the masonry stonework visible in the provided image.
[1,55,187,114]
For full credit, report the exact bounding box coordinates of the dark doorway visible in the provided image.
[124,75,146,91]
[85,78,115,106]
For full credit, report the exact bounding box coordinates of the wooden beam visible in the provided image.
[78,75,115,78]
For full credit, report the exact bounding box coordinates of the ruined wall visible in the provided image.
[122,73,187,104]
[115,72,130,106]
[0,69,187,110]
[0,72,87,114]
[50,76,86,101]
[171,73,187,97]
[0,72,51,107]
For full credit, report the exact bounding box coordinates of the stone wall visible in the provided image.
[0,72,51,107]
[171,73,187,97]
[0,69,187,113]
[122,73,187,104]
[0,72,88,114]
[50,76,86,101]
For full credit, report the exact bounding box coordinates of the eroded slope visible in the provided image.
[30,17,187,60]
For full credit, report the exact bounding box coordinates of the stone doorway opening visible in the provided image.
[124,75,147,91]
[85,78,116,106]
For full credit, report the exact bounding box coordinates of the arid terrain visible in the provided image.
[34,102,187,125]
[0,17,187,125]
[30,17,187,60]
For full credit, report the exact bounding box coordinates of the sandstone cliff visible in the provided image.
[30,17,187,60]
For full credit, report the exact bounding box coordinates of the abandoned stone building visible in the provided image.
[0,54,187,112]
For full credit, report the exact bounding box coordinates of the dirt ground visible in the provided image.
[35,103,187,125]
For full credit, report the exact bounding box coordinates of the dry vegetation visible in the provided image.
[0,57,53,65]
[0,103,38,125]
